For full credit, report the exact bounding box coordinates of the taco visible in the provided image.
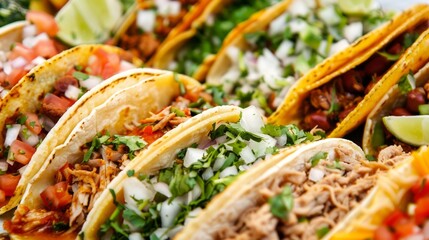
[0,44,140,214]
[206,0,392,116]
[4,69,212,238]
[75,105,323,239]
[329,146,429,240]
[175,139,411,240]
[363,61,429,156]
[151,0,291,81]
[114,0,210,62]
[0,10,66,97]
[269,4,429,137]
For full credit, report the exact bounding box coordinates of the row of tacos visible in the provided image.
[0,0,428,239]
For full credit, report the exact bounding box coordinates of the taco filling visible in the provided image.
[169,0,281,76]
[99,106,322,239]
[0,11,65,97]
[301,21,429,133]
[4,84,214,235]
[118,0,199,61]
[214,0,391,115]
[372,175,429,240]
[0,48,135,205]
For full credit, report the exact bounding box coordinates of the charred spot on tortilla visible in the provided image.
[27,73,36,82]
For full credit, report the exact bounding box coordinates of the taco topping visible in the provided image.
[301,21,428,133]
[118,0,199,61]
[212,145,408,240]
[0,11,64,97]
[373,176,429,240]
[4,83,214,235]
[215,0,391,116]
[99,106,322,239]
[169,0,281,76]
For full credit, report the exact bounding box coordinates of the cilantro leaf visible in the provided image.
[398,73,416,94]
[112,135,146,151]
[309,151,328,167]
[269,186,294,219]
[73,71,89,81]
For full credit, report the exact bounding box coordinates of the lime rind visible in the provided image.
[383,115,429,146]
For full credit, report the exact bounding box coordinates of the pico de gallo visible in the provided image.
[117,0,200,61]
[0,48,135,206]
[0,10,65,98]
[212,0,391,116]
[371,72,429,153]
[99,106,322,239]
[373,176,429,240]
[301,20,429,133]
[169,0,282,77]
[4,82,215,236]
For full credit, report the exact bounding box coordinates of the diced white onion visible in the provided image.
[137,10,156,33]
[0,162,8,172]
[344,22,363,43]
[40,115,55,131]
[226,46,240,63]
[309,168,325,182]
[18,165,27,175]
[183,148,205,168]
[187,183,201,204]
[11,57,27,69]
[3,62,12,75]
[153,182,172,198]
[213,156,226,172]
[19,127,39,147]
[79,76,102,90]
[240,146,256,164]
[239,106,264,133]
[31,56,46,66]
[64,85,81,101]
[408,203,416,216]
[318,5,341,25]
[276,135,287,147]
[123,177,156,205]
[23,32,49,48]
[184,207,202,225]
[206,14,215,26]
[202,167,214,180]
[249,134,277,158]
[1,89,9,98]
[269,14,287,36]
[288,1,310,16]
[215,135,227,144]
[22,24,37,39]
[160,197,185,228]
[219,166,238,179]
[238,164,251,171]
[156,0,181,16]
[152,228,168,240]
[275,40,293,62]
[119,60,135,72]
[5,124,21,147]
[329,39,350,56]
[129,233,144,240]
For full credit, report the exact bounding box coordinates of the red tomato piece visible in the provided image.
[26,11,59,37]
[143,130,164,145]
[90,48,120,78]
[10,140,36,165]
[415,197,429,225]
[5,68,27,89]
[0,174,20,196]
[384,210,408,227]
[0,189,5,204]
[40,181,72,210]
[142,125,153,135]
[374,225,395,240]
[33,39,58,59]
[394,220,416,238]
[24,113,42,135]
[8,43,36,61]
[100,62,120,79]
[411,177,429,202]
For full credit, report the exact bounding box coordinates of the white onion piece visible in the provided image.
[160,197,185,228]
[202,167,214,180]
[119,60,135,72]
[309,168,325,182]
[18,165,27,175]
[123,177,156,205]
[129,233,144,240]
[137,10,156,33]
[276,135,287,147]
[156,0,181,16]
[187,183,201,204]
[239,106,264,133]
[215,135,227,144]
[329,39,350,56]
[317,5,341,25]
[183,148,205,168]
[184,207,202,225]
[220,166,238,178]
[213,156,226,172]
[79,76,102,90]
[275,40,293,61]
[152,228,168,240]
[31,56,46,66]
[5,124,21,147]
[11,57,27,69]
[226,46,240,63]
[40,115,55,131]
[1,89,9,98]
[19,127,39,147]
[269,14,287,36]
[408,203,416,216]
[64,85,81,100]
[22,24,37,39]
[423,221,429,238]
[240,146,256,164]
[288,0,310,16]
[23,32,49,48]
[0,162,8,172]
[344,22,363,43]
[153,182,172,198]
[3,62,12,75]
[249,133,277,158]
[238,164,251,171]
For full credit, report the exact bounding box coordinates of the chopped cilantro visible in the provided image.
[316,226,330,239]
[16,115,27,125]
[269,186,294,219]
[398,73,416,94]
[127,169,135,177]
[73,71,89,81]
[309,151,328,167]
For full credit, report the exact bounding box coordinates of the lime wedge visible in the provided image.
[339,0,373,15]
[383,116,429,146]
[55,0,126,46]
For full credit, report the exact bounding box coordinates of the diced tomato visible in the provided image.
[26,11,59,37]
[384,210,408,227]
[0,189,5,204]
[394,220,416,238]
[143,131,164,145]
[33,39,58,59]
[100,61,120,79]
[24,113,42,135]
[89,48,120,78]
[10,140,36,165]
[5,68,26,88]
[415,197,429,225]
[40,181,72,210]
[411,177,429,202]
[8,43,36,61]
[374,225,395,240]
[0,174,20,196]
[142,125,153,135]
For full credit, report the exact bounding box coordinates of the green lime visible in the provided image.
[383,115,429,146]
[55,0,128,46]
[338,0,373,15]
